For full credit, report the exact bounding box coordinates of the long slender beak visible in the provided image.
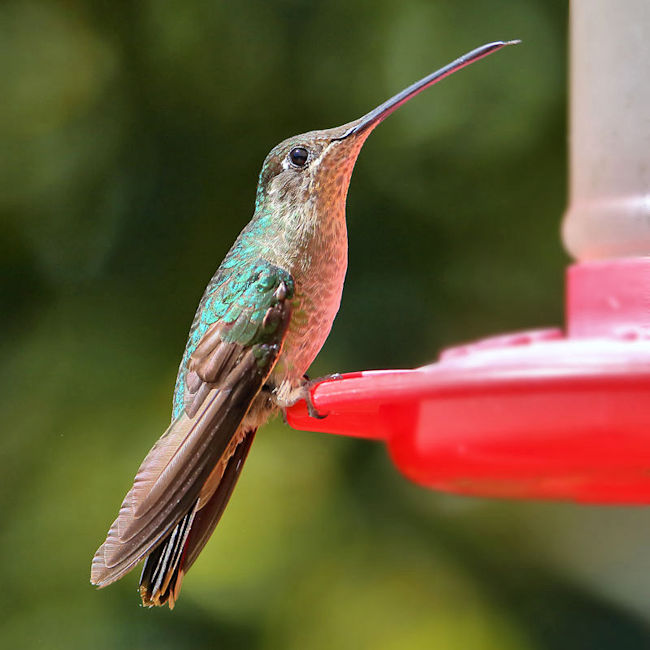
[334,40,520,141]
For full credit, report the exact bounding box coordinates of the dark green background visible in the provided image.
[3,1,650,648]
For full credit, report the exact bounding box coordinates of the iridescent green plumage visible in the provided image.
[173,260,295,420]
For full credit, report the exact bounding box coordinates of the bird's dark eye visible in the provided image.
[289,147,309,168]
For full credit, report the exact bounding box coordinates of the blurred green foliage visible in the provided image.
[2,0,650,648]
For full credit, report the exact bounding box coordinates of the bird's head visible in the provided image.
[253,40,519,220]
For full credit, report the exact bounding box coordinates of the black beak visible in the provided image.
[334,40,520,141]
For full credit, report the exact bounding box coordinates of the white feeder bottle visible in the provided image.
[563,0,650,261]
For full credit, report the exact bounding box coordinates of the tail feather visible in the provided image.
[139,507,196,608]
[138,428,257,608]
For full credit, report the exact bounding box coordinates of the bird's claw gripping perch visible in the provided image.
[300,373,342,419]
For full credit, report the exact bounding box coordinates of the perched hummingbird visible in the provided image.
[91,40,518,608]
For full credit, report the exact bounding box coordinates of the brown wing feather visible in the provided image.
[91,289,291,589]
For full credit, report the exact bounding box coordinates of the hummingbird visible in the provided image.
[91,40,518,608]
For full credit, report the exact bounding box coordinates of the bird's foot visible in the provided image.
[302,373,342,419]
[272,373,342,420]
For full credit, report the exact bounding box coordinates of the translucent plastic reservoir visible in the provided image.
[562,0,650,260]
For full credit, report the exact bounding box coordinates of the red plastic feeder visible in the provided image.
[287,2,650,504]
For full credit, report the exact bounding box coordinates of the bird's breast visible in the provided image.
[273,214,348,383]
